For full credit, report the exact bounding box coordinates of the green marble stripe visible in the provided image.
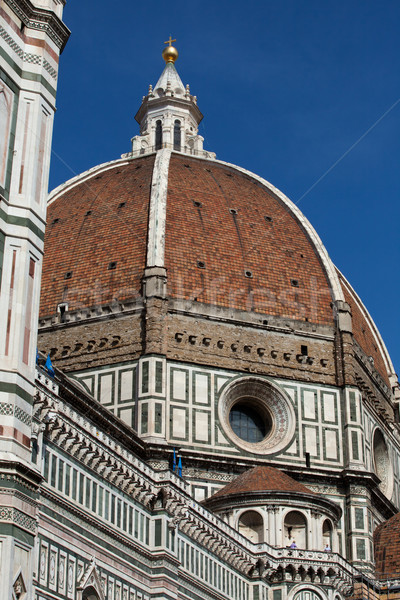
[0,206,45,241]
[0,381,33,404]
[0,524,35,546]
[0,47,57,98]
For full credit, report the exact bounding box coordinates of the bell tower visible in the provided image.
[129,39,215,158]
[0,1,69,598]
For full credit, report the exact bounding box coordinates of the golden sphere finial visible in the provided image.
[162,36,178,63]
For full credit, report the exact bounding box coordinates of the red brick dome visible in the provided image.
[40,151,393,386]
[374,512,400,577]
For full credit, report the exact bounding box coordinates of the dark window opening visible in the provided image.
[229,403,270,443]
[155,120,162,150]
[301,345,308,356]
[58,303,68,319]
[174,120,181,151]
[305,452,311,468]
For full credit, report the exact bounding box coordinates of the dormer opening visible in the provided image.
[155,120,163,150]
[174,120,181,151]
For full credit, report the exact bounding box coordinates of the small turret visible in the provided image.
[127,39,215,158]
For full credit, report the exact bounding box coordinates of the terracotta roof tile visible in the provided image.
[208,466,315,500]
[374,512,400,577]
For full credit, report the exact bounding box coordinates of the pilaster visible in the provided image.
[0,1,69,598]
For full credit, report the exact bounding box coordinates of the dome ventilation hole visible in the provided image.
[264,216,273,223]
[51,218,59,224]
[108,261,117,270]
[229,208,238,215]
[244,270,253,278]
[118,202,126,208]
[64,271,73,280]
[184,164,191,169]
[291,279,299,287]
[197,260,206,269]
[193,200,202,208]
[85,210,92,216]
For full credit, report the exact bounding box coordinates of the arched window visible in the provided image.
[229,401,271,443]
[173,119,181,151]
[155,120,162,150]
[322,519,332,550]
[82,586,100,600]
[293,591,323,600]
[284,511,307,549]
[238,510,264,543]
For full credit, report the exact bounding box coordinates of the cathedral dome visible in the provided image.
[40,150,394,388]
[39,45,397,402]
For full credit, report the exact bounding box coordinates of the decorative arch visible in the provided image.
[322,518,333,550]
[283,510,308,549]
[82,586,101,600]
[237,509,265,543]
[76,559,105,600]
[289,584,328,600]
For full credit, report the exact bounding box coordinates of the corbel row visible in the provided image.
[260,560,353,595]
[162,488,254,574]
[43,413,157,509]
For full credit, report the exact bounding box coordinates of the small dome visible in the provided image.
[205,466,315,500]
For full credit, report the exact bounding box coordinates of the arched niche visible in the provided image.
[373,429,393,498]
[293,589,324,600]
[82,586,100,600]
[238,510,264,543]
[322,519,333,550]
[284,510,307,549]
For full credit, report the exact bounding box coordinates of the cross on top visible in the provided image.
[164,36,176,47]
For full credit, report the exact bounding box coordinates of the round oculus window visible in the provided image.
[219,377,295,454]
[229,401,272,443]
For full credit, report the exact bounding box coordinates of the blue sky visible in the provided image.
[50,1,400,374]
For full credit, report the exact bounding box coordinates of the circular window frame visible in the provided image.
[372,427,394,498]
[218,377,296,454]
